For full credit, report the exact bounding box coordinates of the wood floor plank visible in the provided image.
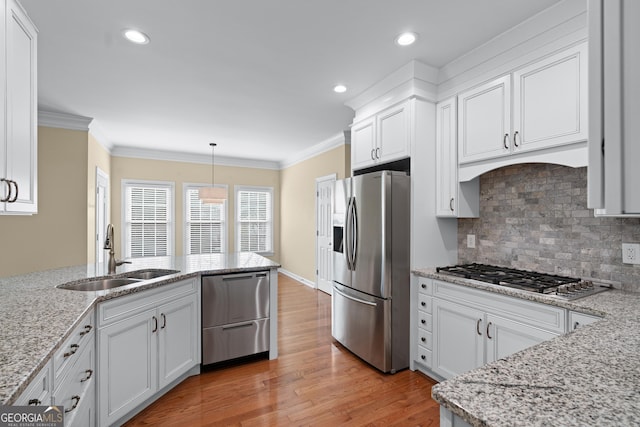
[124,273,440,426]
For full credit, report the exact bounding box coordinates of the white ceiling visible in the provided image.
[20,0,562,165]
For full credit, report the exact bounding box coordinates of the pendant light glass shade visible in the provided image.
[199,142,227,205]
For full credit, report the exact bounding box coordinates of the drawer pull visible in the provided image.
[222,322,254,330]
[79,325,93,336]
[421,337,426,343]
[421,283,426,289]
[64,344,79,358]
[573,321,580,330]
[420,319,426,325]
[81,369,93,382]
[421,355,426,360]
[65,395,80,413]
[28,398,41,406]
[420,301,426,307]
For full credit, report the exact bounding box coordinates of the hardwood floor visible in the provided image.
[124,274,440,426]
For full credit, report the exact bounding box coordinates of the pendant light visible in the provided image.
[199,142,227,204]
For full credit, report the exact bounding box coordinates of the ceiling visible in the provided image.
[20,0,563,165]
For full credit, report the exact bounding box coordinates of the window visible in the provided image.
[122,180,174,258]
[236,186,273,254]
[184,184,228,254]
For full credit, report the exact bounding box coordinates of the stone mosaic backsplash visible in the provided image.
[458,163,640,292]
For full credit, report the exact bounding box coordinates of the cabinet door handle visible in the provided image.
[161,313,166,329]
[503,133,509,150]
[8,180,18,202]
[0,178,11,202]
[375,147,380,159]
[486,322,493,339]
[476,319,482,336]
[449,197,455,212]
[64,343,79,358]
[573,321,580,330]
[80,369,93,382]
[152,316,158,333]
[79,324,92,336]
[370,149,376,161]
[513,131,519,147]
[28,398,41,406]
[65,395,81,413]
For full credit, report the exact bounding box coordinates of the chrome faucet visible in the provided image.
[104,224,131,274]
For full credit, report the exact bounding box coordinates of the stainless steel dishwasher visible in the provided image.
[201,271,270,365]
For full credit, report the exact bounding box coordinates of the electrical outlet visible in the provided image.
[622,243,640,264]
[467,234,476,249]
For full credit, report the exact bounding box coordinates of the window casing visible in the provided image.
[184,184,228,254]
[235,186,273,255]
[122,180,174,259]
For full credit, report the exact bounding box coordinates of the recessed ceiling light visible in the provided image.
[333,85,347,93]
[395,32,418,46]
[123,29,150,45]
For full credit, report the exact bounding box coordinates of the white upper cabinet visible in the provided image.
[458,43,587,167]
[351,100,411,170]
[436,97,479,218]
[0,0,38,214]
[588,0,640,215]
[458,75,511,164]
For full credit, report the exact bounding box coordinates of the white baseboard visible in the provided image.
[278,268,316,289]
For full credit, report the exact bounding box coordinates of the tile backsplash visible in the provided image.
[458,163,640,292]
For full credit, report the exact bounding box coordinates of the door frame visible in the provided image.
[315,173,336,293]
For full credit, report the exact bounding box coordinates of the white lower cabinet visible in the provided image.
[568,310,601,331]
[97,279,199,426]
[14,360,52,406]
[417,278,565,380]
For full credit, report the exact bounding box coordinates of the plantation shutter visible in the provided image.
[124,183,172,258]
[237,188,272,253]
[186,187,225,254]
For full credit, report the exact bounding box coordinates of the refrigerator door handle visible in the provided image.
[333,285,377,307]
[351,197,358,270]
[345,196,353,270]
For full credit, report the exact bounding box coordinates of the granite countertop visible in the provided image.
[0,252,280,405]
[413,268,640,427]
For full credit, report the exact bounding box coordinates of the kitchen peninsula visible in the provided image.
[0,252,280,408]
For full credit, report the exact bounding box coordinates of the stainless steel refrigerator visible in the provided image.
[331,170,410,373]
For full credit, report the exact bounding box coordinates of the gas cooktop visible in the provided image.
[435,263,610,300]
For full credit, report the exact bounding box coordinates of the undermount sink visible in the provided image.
[57,269,179,292]
[124,269,179,280]
[58,278,140,292]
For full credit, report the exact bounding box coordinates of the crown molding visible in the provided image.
[111,146,281,170]
[279,130,350,169]
[88,121,114,152]
[38,110,93,131]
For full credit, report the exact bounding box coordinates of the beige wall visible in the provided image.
[0,127,88,276]
[279,145,350,282]
[110,156,280,260]
[86,133,111,263]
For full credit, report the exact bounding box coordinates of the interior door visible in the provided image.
[95,167,109,266]
[316,175,335,294]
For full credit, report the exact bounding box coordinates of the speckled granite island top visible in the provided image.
[413,268,640,427]
[0,253,280,405]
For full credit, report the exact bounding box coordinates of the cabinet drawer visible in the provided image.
[417,312,432,331]
[417,345,432,368]
[568,311,601,331]
[418,278,433,295]
[53,311,94,385]
[202,318,269,365]
[418,294,432,314]
[417,329,432,351]
[98,278,197,327]
[54,336,94,421]
[14,361,52,406]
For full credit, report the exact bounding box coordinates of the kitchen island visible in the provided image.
[0,252,280,405]
[414,268,640,427]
